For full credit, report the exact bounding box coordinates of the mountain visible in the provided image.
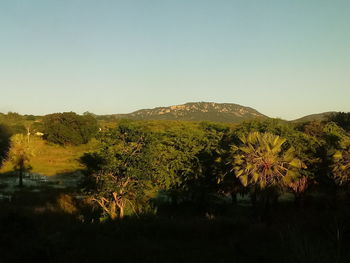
[111,102,267,123]
[292,112,335,122]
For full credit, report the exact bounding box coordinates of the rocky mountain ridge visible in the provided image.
[112,102,267,123]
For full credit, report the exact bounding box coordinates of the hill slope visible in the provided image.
[293,112,335,122]
[112,102,267,123]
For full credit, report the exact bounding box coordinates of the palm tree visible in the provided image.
[9,134,33,187]
[231,132,304,195]
[288,176,309,206]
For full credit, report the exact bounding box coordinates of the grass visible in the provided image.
[0,136,99,176]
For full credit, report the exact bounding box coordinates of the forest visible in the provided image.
[0,111,350,262]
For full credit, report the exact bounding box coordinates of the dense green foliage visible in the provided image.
[42,112,98,145]
[81,120,229,217]
[333,146,350,186]
[1,111,350,262]
[231,132,304,188]
[78,114,350,219]
[328,112,350,132]
[0,112,28,135]
[0,124,11,166]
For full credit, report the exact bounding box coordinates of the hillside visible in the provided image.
[292,111,335,122]
[111,102,267,123]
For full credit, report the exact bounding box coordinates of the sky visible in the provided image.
[0,0,349,120]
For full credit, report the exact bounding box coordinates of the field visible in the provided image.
[0,136,99,176]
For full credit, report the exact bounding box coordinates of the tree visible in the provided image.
[287,176,309,205]
[323,122,347,148]
[0,124,11,167]
[296,120,324,138]
[332,145,350,187]
[312,122,350,193]
[91,172,137,219]
[196,122,240,204]
[81,121,159,219]
[327,112,350,132]
[9,134,33,187]
[6,112,22,122]
[42,112,98,145]
[234,119,323,192]
[230,132,305,206]
[154,124,207,191]
[81,120,229,217]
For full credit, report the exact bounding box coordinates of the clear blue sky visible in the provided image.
[1,0,349,120]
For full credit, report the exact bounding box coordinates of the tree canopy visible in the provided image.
[0,124,11,166]
[43,112,98,145]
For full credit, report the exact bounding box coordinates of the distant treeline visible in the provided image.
[0,111,98,145]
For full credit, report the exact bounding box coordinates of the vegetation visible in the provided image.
[333,146,350,186]
[231,132,304,188]
[328,112,350,132]
[0,111,350,262]
[8,134,33,187]
[0,136,97,176]
[105,102,267,123]
[0,124,11,166]
[42,112,98,145]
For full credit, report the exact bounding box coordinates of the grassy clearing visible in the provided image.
[0,136,99,176]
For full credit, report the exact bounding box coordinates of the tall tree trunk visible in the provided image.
[119,206,124,219]
[110,202,118,220]
[116,201,125,219]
